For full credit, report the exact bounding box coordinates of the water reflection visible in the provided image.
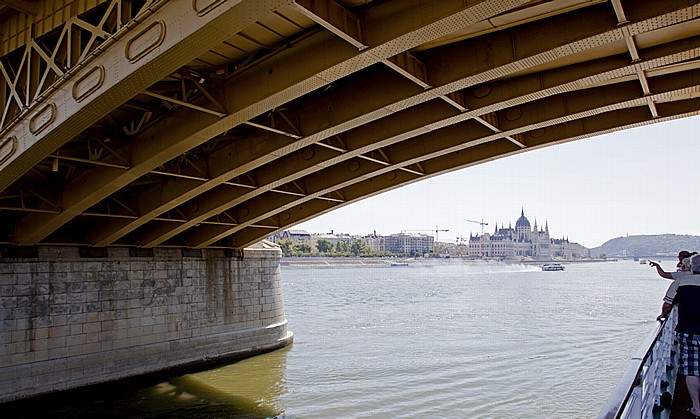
[187,345,291,416]
[2,346,291,418]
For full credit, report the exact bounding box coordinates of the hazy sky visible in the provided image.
[296,115,700,249]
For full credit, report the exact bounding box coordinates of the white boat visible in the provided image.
[390,262,408,267]
[541,264,564,271]
[639,259,647,264]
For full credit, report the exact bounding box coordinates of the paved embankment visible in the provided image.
[280,257,612,268]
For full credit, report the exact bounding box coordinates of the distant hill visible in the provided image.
[590,234,700,258]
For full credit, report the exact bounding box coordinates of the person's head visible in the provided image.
[691,254,700,274]
[681,257,692,271]
[677,251,692,268]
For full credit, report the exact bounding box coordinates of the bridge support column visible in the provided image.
[0,242,292,403]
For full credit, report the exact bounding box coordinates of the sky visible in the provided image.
[296,115,700,249]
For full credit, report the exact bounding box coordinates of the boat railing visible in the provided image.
[598,307,678,419]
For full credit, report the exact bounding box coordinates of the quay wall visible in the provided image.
[0,242,292,403]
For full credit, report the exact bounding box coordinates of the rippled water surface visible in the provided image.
[5,260,671,418]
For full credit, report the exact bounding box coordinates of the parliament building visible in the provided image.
[468,209,589,260]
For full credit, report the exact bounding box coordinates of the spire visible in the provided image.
[545,220,549,233]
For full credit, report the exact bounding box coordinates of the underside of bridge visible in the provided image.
[0,0,698,250]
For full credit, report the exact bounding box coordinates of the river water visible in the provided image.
[4,259,672,418]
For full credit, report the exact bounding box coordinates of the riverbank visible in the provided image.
[280,257,614,268]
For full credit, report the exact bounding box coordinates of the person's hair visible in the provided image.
[679,250,691,260]
[691,254,700,274]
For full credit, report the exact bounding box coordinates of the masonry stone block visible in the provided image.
[0,241,292,403]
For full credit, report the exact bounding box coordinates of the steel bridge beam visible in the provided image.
[189,68,700,247]
[2,0,700,249]
[12,0,528,245]
[134,45,700,248]
[87,1,700,247]
[226,97,700,248]
[0,1,293,191]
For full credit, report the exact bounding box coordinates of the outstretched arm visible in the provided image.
[649,261,673,279]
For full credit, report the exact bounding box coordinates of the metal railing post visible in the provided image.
[598,308,678,419]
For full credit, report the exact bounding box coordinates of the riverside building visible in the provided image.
[468,209,589,260]
[272,230,433,255]
[383,232,434,255]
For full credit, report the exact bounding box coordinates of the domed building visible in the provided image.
[468,209,588,260]
[515,208,532,242]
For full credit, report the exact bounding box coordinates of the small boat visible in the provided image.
[541,264,564,271]
[390,262,409,267]
[639,259,647,264]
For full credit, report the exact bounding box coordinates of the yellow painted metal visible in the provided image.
[1,0,91,54]
[294,0,365,49]
[193,65,700,247]
[10,0,526,246]
[0,0,699,249]
[7,0,296,244]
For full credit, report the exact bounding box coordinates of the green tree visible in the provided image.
[336,241,350,253]
[350,240,369,256]
[279,239,293,256]
[316,239,333,253]
[294,243,312,254]
[434,243,448,255]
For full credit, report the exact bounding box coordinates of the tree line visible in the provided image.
[278,238,397,257]
[278,238,450,257]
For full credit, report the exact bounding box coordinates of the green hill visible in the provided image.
[590,234,700,258]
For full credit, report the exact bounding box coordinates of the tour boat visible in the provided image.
[541,264,564,271]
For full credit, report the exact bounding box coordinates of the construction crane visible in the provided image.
[466,219,488,235]
[403,226,449,242]
[466,219,489,257]
[402,226,449,250]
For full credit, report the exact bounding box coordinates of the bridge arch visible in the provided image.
[0,0,697,250]
[1,0,699,403]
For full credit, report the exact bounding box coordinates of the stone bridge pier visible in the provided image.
[0,242,292,403]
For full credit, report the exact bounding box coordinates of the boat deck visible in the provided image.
[670,374,695,418]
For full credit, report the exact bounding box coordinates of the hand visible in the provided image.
[649,262,659,268]
[657,314,667,322]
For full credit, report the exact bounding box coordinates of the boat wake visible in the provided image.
[460,262,542,274]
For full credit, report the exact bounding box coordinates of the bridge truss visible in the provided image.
[0,0,698,249]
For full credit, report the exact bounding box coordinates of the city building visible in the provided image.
[271,210,587,259]
[362,231,386,253]
[467,209,589,260]
[384,232,434,255]
[275,229,311,246]
[271,229,433,255]
[550,237,589,259]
